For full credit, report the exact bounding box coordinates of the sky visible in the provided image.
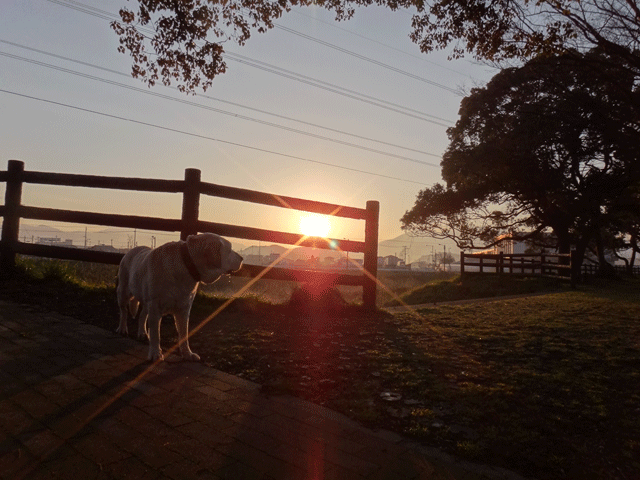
[0,0,497,260]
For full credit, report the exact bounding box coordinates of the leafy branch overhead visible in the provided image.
[111,0,640,92]
[110,0,358,92]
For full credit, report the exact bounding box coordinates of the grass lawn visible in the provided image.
[1,258,639,479]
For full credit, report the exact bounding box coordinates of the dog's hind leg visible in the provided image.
[116,302,129,336]
[116,277,130,336]
[174,308,200,362]
[146,307,164,362]
[132,300,149,341]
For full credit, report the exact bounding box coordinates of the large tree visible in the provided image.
[400,50,640,270]
[111,0,640,92]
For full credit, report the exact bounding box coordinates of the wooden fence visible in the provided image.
[460,251,577,287]
[580,263,640,277]
[0,160,379,308]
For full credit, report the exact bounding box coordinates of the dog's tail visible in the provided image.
[116,274,141,320]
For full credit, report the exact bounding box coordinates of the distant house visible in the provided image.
[383,255,402,268]
[478,234,529,255]
[244,254,264,265]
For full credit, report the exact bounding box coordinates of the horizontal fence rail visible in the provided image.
[1,160,379,307]
[460,251,577,287]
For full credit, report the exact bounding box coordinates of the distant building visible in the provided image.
[265,253,281,265]
[244,254,264,265]
[37,237,74,248]
[90,244,119,253]
[323,256,336,266]
[383,255,402,268]
[478,234,529,255]
[411,261,429,271]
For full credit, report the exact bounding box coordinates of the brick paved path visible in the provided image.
[0,300,524,480]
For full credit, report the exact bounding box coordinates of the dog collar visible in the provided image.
[180,241,201,282]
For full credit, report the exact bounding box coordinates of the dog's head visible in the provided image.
[186,233,243,284]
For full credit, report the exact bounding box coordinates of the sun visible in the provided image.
[299,213,331,238]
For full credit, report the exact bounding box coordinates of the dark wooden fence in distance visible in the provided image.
[580,263,640,277]
[0,160,380,308]
[460,251,577,287]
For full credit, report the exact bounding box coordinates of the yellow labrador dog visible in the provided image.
[116,233,243,361]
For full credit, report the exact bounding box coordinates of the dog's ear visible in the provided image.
[206,237,222,269]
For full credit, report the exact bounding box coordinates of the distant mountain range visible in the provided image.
[9,223,456,263]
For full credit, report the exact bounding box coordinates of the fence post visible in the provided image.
[570,249,578,288]
[362,200,379,310]
[540,253,545,276]
[460,252,465,277]
[498,251,504,275]
[1,160,24,272]
[180,168,201,241]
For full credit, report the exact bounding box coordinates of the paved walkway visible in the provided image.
[0,300,526,480]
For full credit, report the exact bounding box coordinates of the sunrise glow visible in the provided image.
[299,213,331,238]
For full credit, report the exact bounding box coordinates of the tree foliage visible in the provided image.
[401,50,640,268]
[111,0,376,92]
[111,0,640,92]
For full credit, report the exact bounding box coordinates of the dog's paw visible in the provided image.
[137,331,149,342]
[116,325,128,336]
[182,351,201,362]
[148,349,164,362]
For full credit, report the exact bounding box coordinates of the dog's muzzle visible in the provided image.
[227,253,243,274]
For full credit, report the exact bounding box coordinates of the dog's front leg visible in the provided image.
[146,307,164,362]
[174,308,200,362]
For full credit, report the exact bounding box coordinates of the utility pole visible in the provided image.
[444,244,447,271]
[401,245,409,265]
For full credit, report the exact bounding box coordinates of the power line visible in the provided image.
[273,24,461,95]
[44,0,455,125]
[0,50,440,166]
[223,52,452,125]
[0,39,444,158]
[0,88,431,186]
[290,8,470,78]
